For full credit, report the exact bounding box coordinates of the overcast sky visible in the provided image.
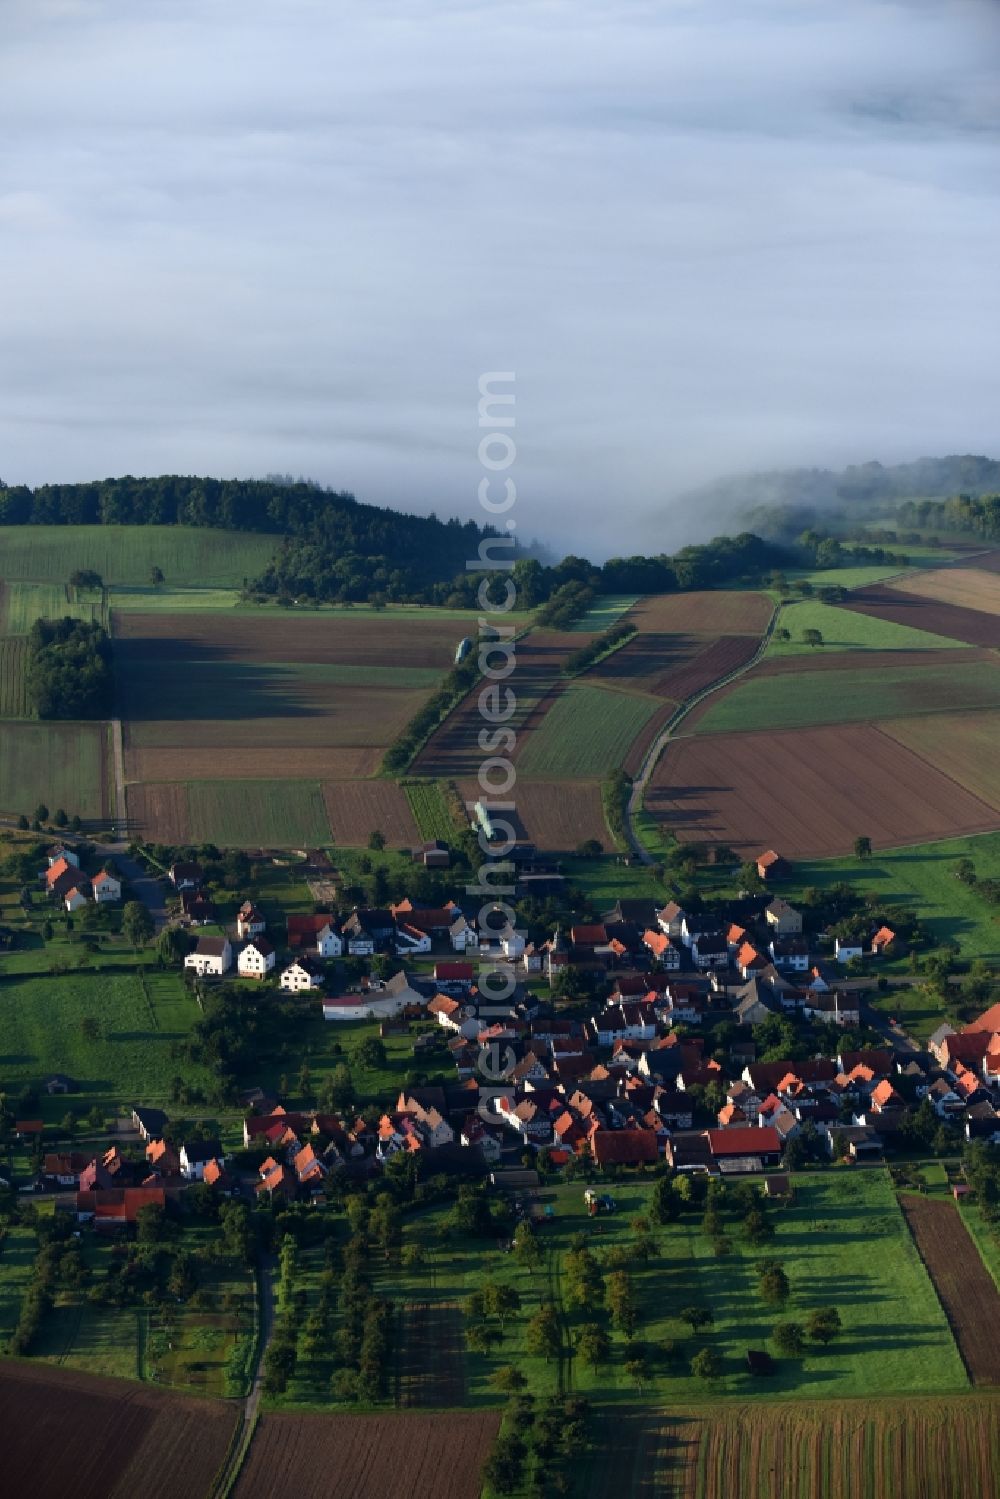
[2,0,999,556]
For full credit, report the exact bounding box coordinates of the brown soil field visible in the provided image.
[879,709,1000,813]
[396,1303,467,1407]
[899,1196,1000,1384]
[589,632,760,702]
[0,1358,237,1499]
[841,585,1000,647]
[127,745,383,782]
[627,589,772,636]
[322,780,420,847]
[886,565,1000,617]
[113,609,462,667]
[646,722,1000,857]
[460,777,610,851]
[414,629,581,777]
[126,781,192,842]
[234,1410,500,1499]
[972,548,1000,573]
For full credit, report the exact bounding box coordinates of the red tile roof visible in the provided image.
[707,1126,781,1156]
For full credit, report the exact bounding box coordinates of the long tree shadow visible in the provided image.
[114,636,323,722]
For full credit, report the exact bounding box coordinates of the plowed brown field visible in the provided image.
[457,777,610,850]
[887,566,1000,616]
[234,1410,500,1499]
[627,589,772,635]
[590,632,759,700]
[113,610,461,667]
[899,1196,1000,1385]
[841,585,1000,647]
[126,782,192,842]
[0,1359,237,1499]
[322,780,420,847]
[646,722,1000,857]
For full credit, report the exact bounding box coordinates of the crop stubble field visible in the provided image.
[647,723,1000,857]
[0,635,30,716]
[0,1359,237,1499]
[886,564,1000,616]
[878,709,1000,812]
[457,775,610,851]
[898,1195,1000,1385]
[233,1411,500,1499]
[647,1397,1000,1499]
[0,721,108,822]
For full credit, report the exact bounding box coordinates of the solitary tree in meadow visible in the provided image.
[802,628,824,648]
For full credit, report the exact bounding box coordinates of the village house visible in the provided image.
[181,888,216,924]
[238,937,276,980]
[656,901,686,938]
[412,839,451,869]
[131,1105,168,1141]
[287,913,343,958]
[91,867,122,903]
[184,935,232,977]
[179,1139,225,1181]
[834,936,863,964]
[280,957,325,992]
[765,898,803,936]
[169,861,204,890]
[755,850,788,882]
[236,901,266,939]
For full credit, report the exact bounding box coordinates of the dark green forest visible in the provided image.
[27,618,114,719]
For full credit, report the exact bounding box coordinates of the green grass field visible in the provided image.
[0,721,107,821]
[185,779,331,847]
[768,600,964,656]
[0,636,31,717]
[690,660,1000,736]
[786,831,1000,960]
[109,585,242,611]
[1,581,107,634]
[0,968,212,1114]
[0,525,278,588]
[567,595,640,633]
[271,1169,965,1416]
[402,779,459,841]
[518,684,660,777]
[0,1226,38,1344]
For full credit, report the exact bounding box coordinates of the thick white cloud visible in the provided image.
[1,0,998,555]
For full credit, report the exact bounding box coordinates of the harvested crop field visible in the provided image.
[413,629,584,777]
[322,780,419,847]
[0,523,276,587]
[886,565,1000,616]
[234,1410,500,1499]
[841,584,1000,648]
[627,589,772,636]
[0,722,108,822]
[650,1396,1000,1499]
[646,723,1000,858]
[458,776,610,851]
[0,1358,237,1499]
[126,744,383,782]
[396,1303,467,1406]
[688,659,1000,736]
[0,635,31,716]
[517,683,661,778]
[899,1196,1000,1385]
[879,710,1000,812]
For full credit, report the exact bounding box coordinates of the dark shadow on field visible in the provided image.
[113,637,321,721]
[593,632,702,682]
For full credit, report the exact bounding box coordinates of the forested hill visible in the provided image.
[0,474,496,601]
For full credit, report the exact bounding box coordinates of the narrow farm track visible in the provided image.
[625,603,778,862]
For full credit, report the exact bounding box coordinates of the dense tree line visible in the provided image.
[896,493,1000,541]
[564,621,636,675]
[26,618,114,719]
